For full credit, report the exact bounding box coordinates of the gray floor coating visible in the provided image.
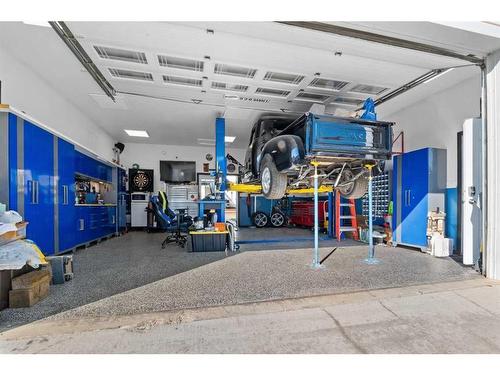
[0,229,479,331]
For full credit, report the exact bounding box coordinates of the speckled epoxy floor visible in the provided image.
[0,229,479,330]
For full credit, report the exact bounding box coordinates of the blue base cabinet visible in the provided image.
[75,206,117,246]
[392,148,447,248]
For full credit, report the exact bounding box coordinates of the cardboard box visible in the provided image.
[9,268,51,308]
[11,268,51,290]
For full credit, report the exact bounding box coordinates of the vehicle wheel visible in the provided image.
[338,172,369,199]
[260,155,287,199]
[252,211,269,228]
[270,212,285,227]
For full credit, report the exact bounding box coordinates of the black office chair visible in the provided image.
[150,193,191,248]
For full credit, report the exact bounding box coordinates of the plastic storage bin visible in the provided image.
[190,231,227,252]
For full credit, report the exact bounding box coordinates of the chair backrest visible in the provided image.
[150,195,175,227]
[158,191,168,212]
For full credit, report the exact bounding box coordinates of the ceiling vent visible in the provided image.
[308,78,349,91]
[211,82,248,92]
[158,55,204,72]
[294,92,330,103]
[94,46,147,64]
[109,68,153,81]
[214,63,257,78]
[263,71,304,85]
[255,87,291,98]
[349,84,388,95]
[163,75,203,87]
[333,97,364,106]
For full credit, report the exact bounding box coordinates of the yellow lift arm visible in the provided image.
[227,182,333,195]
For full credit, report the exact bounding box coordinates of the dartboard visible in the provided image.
[133,172,150,189]
[129,168,154,192]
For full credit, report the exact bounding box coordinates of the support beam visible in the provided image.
[486,50,500,279]
[277,22,484,64]
[363,166,380,265]
[215,117,226,222]
[311,162,322,269]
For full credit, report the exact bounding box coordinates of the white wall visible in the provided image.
[0,44,115,161]
[380,76,481,187]
[121,143,247,192]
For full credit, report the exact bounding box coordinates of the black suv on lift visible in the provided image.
[242,113,393,199]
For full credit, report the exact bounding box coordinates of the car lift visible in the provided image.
[213,115,378,267]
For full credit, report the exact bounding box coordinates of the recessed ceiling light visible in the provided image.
[124,129,149,138]
[225,136,236,143]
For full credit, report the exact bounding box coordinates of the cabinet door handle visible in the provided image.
[112,215,115,224]
[408,190,411,206]
[34,180,39,204]
[79,219,85,231]
[63,185,68,205]
[28,180,35,204]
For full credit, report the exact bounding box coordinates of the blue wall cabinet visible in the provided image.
[75,151,112,182]
[57,138,76,252]
[23,121,56,255]
[392,148,447,248]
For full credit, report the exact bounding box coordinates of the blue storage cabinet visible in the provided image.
[75,151,112,182]
[23,121,56,255]
[117,167,127,232]
[392,148,447,248]
[2,110,118,254]
[57,138,76,252]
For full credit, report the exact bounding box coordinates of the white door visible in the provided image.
[461,118,482,266]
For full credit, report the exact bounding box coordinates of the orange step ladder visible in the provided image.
[335,191,359,241]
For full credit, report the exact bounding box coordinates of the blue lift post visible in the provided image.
[215,117,226,222]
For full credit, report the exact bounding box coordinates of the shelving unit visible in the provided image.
[362,172,390,220]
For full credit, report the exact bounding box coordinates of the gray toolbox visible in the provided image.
[46,255,74,284]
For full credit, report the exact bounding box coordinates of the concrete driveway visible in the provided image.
[2,278,499,354]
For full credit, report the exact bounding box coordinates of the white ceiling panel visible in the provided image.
[0,21,491,148]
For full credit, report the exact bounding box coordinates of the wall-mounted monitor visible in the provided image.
[160,161,196,183]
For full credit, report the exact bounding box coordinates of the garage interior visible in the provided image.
[2,20,500,354]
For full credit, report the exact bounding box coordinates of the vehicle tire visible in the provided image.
[252,211,269,228]
[338,174,369,199]
[260,155,287,199]
[270,212,285,227]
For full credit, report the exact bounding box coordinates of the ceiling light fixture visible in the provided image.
[225,136,236,143]
[124,129,149,138]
